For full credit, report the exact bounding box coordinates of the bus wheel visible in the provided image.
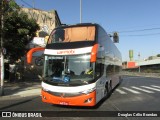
[104,81,112,98]
[108,81,112,96]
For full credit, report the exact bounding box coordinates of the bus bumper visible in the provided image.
[41,90,96,106]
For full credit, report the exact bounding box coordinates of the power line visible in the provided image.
[108,27,160,37]
[20,0,33,8]
[118,27,160,33]
[121,32,160,37]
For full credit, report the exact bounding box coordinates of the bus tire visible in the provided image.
[104,81,112,98]
[108,81,112,97]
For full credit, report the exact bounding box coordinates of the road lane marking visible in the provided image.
[141,86,160,92]
[115,89,127,94]
[122,87,141,94]
[151,85,160,89]
[131,86,154,93]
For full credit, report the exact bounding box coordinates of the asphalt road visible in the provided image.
[0,76,160,120]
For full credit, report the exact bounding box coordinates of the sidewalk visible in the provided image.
[0,80,42,100]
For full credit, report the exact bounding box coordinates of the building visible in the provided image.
[21,8,61,34]
[21,8,61,48]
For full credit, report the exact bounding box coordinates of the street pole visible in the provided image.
[0,0,4,96]
[80,0,82,23]
[138,52,141,73]
[32,0,35,8]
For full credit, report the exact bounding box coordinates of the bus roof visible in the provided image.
[56,23,99,29]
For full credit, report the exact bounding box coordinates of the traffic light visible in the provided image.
[113,32,119,43]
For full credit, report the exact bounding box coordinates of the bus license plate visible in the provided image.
[59,101,69,105]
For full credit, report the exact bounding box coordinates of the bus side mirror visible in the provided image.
[27,47,45,64]
[113,32,119,43]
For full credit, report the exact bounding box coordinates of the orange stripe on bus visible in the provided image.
[90,44,98,62]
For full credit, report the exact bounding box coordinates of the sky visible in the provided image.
[15,0,160,61]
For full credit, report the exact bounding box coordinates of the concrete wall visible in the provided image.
[137,58,160,66]
[21,8,61,34]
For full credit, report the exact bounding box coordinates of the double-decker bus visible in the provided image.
[27,23,122,106]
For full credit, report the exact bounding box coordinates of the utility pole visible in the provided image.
[32,0,35,8]
[138,52,141,73]
[0,0,4,96]
[80,0,82,23]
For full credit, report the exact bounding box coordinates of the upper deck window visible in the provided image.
[48,26,95,44]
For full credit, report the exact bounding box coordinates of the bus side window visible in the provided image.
[95,63,104,78]
[54,29,65,42]
[106,65,114,76]
[114,65,122,73]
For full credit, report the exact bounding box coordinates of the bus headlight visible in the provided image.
[80,87,96,95]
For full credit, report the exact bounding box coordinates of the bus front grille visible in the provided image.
[46,91,82,97]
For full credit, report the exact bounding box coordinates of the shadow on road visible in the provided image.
[0,96,39,110]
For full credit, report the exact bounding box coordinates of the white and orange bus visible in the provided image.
[27,23,122,106]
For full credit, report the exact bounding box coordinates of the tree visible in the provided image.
[2,0,39,62]
[157,54,160,57]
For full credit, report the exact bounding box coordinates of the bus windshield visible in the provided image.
[43,54,94,86]
[47,26,95,44]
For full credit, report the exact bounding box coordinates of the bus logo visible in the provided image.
[57,49,75,55]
